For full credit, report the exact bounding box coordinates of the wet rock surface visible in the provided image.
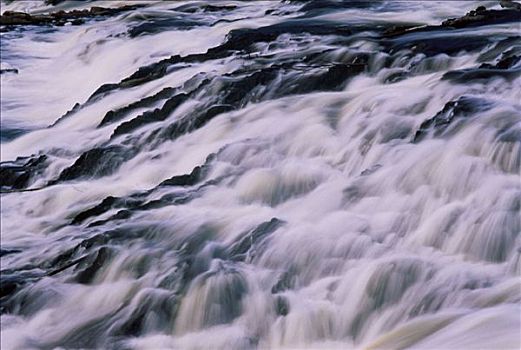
[54,146,134,182]
[413,96,495,142]
[1,1,520,348]
[443,53,521,83]
[0,155,48,191]
[0,5,143,28]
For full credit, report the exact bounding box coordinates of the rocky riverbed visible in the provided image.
[1,1,520,349]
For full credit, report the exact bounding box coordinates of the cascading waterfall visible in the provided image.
[0,0,520,349]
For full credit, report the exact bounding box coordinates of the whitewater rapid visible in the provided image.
[1,1,520,349]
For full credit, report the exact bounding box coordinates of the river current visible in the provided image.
[1,1,520,349]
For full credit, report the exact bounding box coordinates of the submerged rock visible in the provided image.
[228,218,285,261]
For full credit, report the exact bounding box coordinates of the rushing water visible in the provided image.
[1,1,520,349]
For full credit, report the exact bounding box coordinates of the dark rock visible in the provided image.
[98,87,177,127]
[44,0,67,5]
[138,192,194,210]
[291,63,366,94]
[0,155,48,190]
[361,164,382,176]
[87,59,183,102]
[196,104,235,125]
[111,93,189,137]
[381,6,521,59]
[71,195,145,225]
[128,18,203,38]
[70,18,85,25]
[443,54,521,83]
[159,166,204,187]
[47,255,90,277]
[155,104,234,142]
[0,68,18,74]
[85,19,359,100]
[74,247,114,284]
[413,96,494,142]
[72,196,120,225]
[200,4,238,12]
[70,156,214,225]
[275,296,290,316]
[87,209,132,227]
[0,5,143,27]
[46,234,108,272]
[224,20,354,49]
[477,36,520,63]
[479,54,520,70]
[221,68,278,106]
[0,126,30,143]
[118,59,184,89]
[0,269,44,312]
[50,102,81,126]
[271,269,297,293]
[0,11,35,25]
[0,249,22,257]
[0,280,19,299]
[55,145,133,182]
[87,83,120,102]
[298,0,381,15]
[174,3,237,13]
[382,24,424,37]
[441,7,521,29]
[384,70,408,83]
[388,33,492,57]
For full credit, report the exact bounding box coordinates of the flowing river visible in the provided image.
[1,1,520,349]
